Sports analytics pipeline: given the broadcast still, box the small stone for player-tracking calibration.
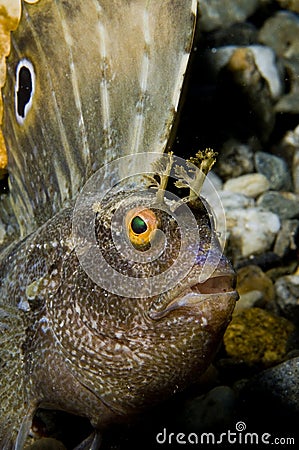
[274,219,299,257]
[233,291,263,313]
[223,307,295,367]
[235,265,275,313]
[259,11,299,58]
[223,173,270,198]
[266,261,299,282]
[259,11,299,114]
[177,386,236,432]
[275,58,299,114]
[275,275,299,324]
[254,151,292,191]
[216,139,254,180]
[219,191,255,211]
[257,191,299,220]
[226,208,280,259]
[241,357,299,419]
[237,250,283,268]
[198,0,259,32]
[277,0,299,13]
[0,220,5,244]
[219,46,277,141]
[207,45,282,99]
[281,124,299,193]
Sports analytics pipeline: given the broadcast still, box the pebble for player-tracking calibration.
[236,252,283,272]
[223,173,270,198]
[259,11,299,114]
[206,45,282,100]
[215,139,254,180]
[274,219,299,257]
[282,124,299,193]
[0,220,5,244]
[259,11,299,59]
[219,46,277,141]
[177,386,236,432]
[235,265,275,313]
[277,0,299,13]
[240,356,299,426]
[275,58,299,114]
[275,275,299,324]
[233,291,263,313]
[219,191,254,211]
[226,208,280,259]
[266,261,299,281]
[198,0,259,32]
[223,307,295,367]
[257,191,299,220]
[254,151,292,191]
[246,45,282,99]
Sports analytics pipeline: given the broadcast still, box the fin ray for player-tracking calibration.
[2,0,196,237]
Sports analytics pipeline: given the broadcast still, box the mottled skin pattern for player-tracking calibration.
[0,1,238,448]
[0,190,237,448]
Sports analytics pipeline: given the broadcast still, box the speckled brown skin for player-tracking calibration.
[0,191,237,448]
[0,1,238,448]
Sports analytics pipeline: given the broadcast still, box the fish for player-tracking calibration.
[0,1,238,449]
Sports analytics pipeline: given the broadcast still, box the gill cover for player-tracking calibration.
[2,0,197,237]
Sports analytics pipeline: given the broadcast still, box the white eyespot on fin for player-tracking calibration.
[15,58,35,125]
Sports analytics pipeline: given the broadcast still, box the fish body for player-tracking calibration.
[0,1,237,448]
[0,187,237,448]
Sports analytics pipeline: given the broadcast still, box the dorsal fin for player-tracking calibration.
[2,0,197,237]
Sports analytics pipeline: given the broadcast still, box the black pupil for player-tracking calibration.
[131,216,147,234]
[17,66,32,118]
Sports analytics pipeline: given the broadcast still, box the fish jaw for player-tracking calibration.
[148,272,238,320]
[148,242,238,320]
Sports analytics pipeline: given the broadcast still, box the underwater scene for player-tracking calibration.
[0,1,298,449]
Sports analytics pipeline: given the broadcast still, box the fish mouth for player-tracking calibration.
[148,273,238,320]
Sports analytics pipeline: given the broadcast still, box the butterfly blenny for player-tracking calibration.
[0,1,239,449]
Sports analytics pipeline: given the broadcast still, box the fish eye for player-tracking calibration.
[15,59,35,125]
[126,208,159,248]
[131,216,148,234]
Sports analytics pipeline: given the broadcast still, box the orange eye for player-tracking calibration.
[126,208,158,247]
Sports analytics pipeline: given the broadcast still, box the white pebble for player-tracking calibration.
[223,173,270,198]
[233,291,263,314]
[226,207,280,257]
[219,191,255,210]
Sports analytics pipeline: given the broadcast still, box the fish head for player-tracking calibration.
[64,183,238,416]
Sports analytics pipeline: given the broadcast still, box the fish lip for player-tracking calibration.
[148,272,238,320]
